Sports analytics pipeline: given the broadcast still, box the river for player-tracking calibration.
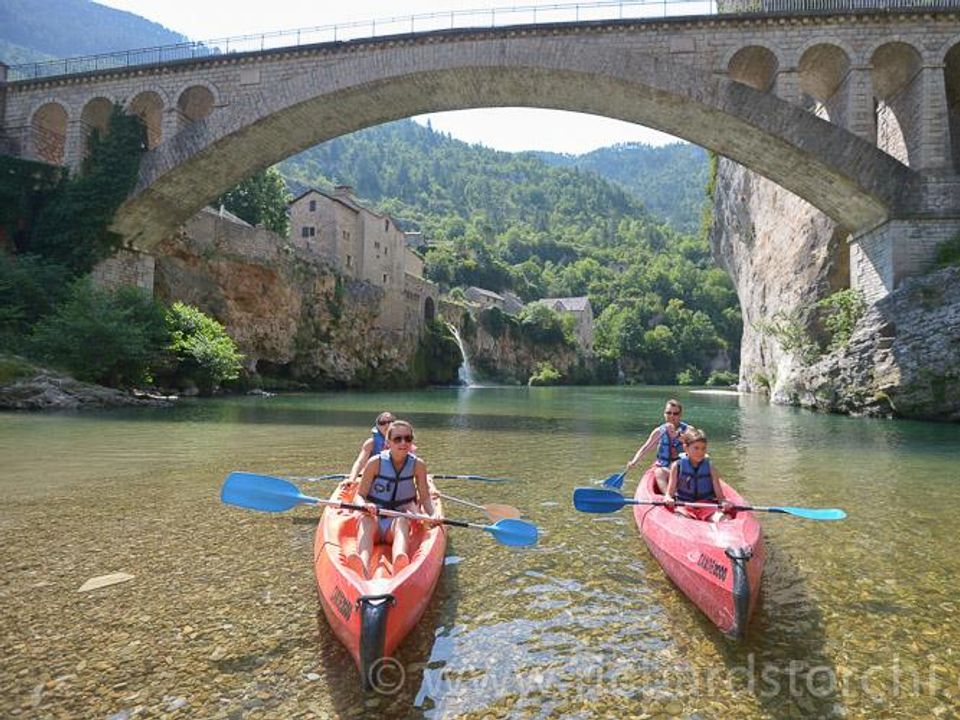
[1,387,958,719]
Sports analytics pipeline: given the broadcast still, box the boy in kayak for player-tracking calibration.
[625,398,688,492]
[346,411,395,485]
[663,427,733,522]
[351,420,439,578]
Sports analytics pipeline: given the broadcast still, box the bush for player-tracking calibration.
[676,367,703,386]
[30,279,167,387]
[816,289,865,352]
[706,370,738,386]
[528,361,562,386]
[0,253,71,352]
[165,302,243,395]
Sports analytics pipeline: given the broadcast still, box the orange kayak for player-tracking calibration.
[633,467,765,638]
[313,478,446,687]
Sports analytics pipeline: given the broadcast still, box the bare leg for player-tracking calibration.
[392,517,411,572]
[654,467,669,494]
[353,514,377,579]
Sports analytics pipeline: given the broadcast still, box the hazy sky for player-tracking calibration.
[94,0,683,154]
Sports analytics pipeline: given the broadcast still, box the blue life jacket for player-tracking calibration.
[368,450,418,509]
[370,427,386,455]
[656,422,688,466]
[675,453,716,502]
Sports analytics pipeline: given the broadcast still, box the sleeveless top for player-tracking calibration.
[367,450,417,509]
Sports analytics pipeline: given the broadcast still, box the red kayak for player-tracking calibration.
[313,478,446,687]
[633,467,765,638]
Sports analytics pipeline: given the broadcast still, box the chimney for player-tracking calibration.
[333,185,353,198]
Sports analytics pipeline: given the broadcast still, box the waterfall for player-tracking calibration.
[447,323,476,386]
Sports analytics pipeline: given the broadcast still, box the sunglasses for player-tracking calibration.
[664,410,680,416]
[390,434,413,443]
[377,419,394,426]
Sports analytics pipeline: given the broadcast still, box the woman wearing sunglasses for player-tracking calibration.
[625,399,689,493]
[346,411,395,485]
[351,420,438,578]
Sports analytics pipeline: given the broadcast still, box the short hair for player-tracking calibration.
[682,426,706,445]
[666,399,683,413]
[386,419,414,440]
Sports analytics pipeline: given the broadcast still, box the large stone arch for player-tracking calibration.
[176,83,217,126]
[80,96,113,158]
[127,88,167,150]
[112,41,916,250]
[726,45,779,92]
[945,40,960,173]
[798,44,851,123]
[29,101,68,165]
[871,41,923,167]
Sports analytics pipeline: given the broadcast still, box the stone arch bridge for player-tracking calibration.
[1,3,959,300]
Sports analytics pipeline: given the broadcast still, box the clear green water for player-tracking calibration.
[1,387,959,719]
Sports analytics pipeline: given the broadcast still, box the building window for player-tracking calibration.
[309,199,316,211]
[301,226,313,238]
[374,241,380,249]
[384,219,389,231]
[383,274,388,284]
[346,255,352,267]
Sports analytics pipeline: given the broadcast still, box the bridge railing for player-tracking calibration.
[6,0,960,82]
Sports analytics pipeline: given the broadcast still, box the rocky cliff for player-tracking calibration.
[441,302,587,385]
[710,159,960,421]
[153,209,417,388]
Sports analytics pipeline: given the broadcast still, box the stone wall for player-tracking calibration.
[90,247,154,292]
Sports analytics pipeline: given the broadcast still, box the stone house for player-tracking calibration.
[288,186,437,337]
[536,296,595,353]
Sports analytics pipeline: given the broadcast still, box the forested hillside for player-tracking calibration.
[0,0,187,65]
[281,120,738,384]
[536,143,710,234]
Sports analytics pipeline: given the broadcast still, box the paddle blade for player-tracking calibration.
[601,472,625,489]
[772,506,848,521]
[573,487,628,514]
[484,503,522,521]
[486,518,538,547]
[221,472,318,513]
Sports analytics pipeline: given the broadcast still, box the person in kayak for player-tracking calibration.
[351,420,439,578]
[663,427,733,522]
[625,398,688,492]
[346,411,396,485]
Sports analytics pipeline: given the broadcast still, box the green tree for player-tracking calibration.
[216,167,291,237]
[30,279,167,387]
[165,302,243,395]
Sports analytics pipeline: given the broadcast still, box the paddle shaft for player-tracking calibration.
[319,497,486,530]
[640,499,820,514]
[438,492,521,519]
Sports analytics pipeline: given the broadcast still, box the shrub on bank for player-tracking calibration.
[30,279,167,387]
[165,302,244,396]
[528,361,562,386]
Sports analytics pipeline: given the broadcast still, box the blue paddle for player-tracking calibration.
[573,487,847,521]
[221,472,538,546]
[601,467,628,489]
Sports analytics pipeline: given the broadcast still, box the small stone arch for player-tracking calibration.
[177,84,216,124]
[871,41,923,166]
[798,43,851,122]
[423,296,435,323]
[29,101,68,165]
[127,90,165,149]
[726,45,779,93]
[80,96,114,157]
[945,40,960,173]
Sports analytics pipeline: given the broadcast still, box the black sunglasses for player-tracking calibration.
[390,434,413,443]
